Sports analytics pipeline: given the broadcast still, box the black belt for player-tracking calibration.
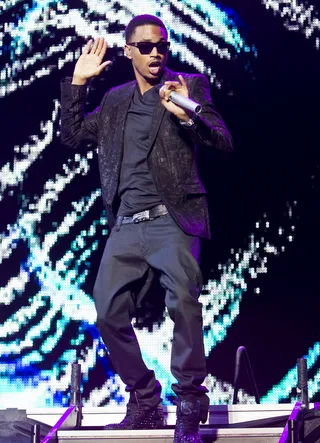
[115,204,168,226]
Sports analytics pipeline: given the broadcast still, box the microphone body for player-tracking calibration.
[157,85,202,115]
[168,91,202,115]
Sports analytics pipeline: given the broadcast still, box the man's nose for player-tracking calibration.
[150,45,159,56]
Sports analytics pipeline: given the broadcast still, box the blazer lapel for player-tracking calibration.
[147,68,178,152]
[147,101,166,151]
[114,81,136,157]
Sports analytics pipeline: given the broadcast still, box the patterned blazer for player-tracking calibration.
[60,67,233,238]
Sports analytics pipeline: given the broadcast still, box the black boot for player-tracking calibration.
[174,400,203,443]
[104,402,164,430]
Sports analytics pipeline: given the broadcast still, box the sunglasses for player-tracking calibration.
[127,41,170,55]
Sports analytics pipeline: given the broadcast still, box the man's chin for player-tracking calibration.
[146,69,164,82]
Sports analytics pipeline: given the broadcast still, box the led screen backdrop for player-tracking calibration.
[1,0,320,408]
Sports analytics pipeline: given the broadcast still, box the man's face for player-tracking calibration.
[125,25,169,84]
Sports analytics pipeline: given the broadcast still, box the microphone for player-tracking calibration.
[157,85,202,115]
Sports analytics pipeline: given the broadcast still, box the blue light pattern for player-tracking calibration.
[0,0,318,408]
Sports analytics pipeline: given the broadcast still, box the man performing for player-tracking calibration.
[61,14,232,443]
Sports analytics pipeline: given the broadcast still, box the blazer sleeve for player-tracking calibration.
[60,77,108,150]
[183,75,233,151]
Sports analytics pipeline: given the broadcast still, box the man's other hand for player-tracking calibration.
[72,37,112,85]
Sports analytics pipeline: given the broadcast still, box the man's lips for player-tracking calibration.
[148,60,161,75]
[149,60,161,67]
[149,66,161,75]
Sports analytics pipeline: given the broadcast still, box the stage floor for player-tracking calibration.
[57,427,283,442]
[25,403,294,442]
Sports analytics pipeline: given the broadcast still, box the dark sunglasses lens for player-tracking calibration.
[137,42,170,54]
[157,42,170,54]
[137,43,154,54]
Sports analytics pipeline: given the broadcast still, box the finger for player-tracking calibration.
[99,40,108,59]
[96,60,113,75]
[164,81,181,88]
[96,37,105,56]
[179,76,188,92]
[159,85,166,99]
[82,39,93,55]
[91,37,100,54]
[160,85,173,101]
[159,85,171,101]
[167,84,179,91]
[178,75,187,87]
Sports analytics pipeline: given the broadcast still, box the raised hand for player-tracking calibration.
[72,38,112,85]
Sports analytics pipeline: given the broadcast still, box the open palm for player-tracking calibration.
[73,38,111,83]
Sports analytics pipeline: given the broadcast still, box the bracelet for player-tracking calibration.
[179,117,195,127]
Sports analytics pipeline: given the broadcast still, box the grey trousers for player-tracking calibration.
[93,212,209,419]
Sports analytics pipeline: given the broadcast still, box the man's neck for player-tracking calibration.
[136,78,158,95]
[135,68,166,95]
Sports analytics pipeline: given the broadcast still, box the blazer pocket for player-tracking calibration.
[184,182,206,195]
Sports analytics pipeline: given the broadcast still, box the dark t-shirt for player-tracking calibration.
[117,85,162,216]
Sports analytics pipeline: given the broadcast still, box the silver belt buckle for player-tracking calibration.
[132,210,150,223]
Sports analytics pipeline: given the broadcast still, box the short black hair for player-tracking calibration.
[125,14,168,43]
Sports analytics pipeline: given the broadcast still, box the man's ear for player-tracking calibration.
[124,45,132,59]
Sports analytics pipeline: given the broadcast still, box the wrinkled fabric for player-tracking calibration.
[93,214,208,407]
[60,68,233,239]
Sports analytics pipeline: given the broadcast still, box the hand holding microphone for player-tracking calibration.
[159,75,202,121]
